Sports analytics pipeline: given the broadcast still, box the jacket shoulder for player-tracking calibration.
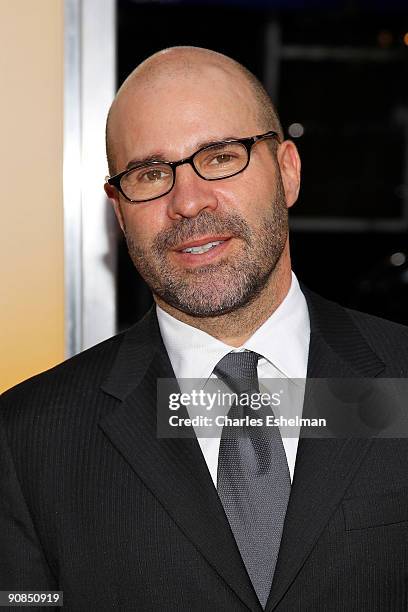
[302,285,408,376]
[304,285,408,337]
[345,304,408,337]
[345,305,408,364]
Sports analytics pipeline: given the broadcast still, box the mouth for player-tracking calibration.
[175,235,232,253]
[181,239,226,254]
[172,235,233,264]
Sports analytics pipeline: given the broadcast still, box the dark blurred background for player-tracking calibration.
[115,0,408,330]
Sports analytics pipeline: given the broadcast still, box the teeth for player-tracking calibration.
[182,240,224,254]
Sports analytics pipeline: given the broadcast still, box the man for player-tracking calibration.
[1,46,408,611]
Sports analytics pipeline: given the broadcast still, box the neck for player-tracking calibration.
[155,251,292,347]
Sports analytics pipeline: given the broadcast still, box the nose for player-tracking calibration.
[166,162,219,220]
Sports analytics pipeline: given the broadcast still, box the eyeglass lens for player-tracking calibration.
[120,141,248,201]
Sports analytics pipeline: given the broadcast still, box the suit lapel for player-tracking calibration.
[99,309,262,612]
[266,289,385,610]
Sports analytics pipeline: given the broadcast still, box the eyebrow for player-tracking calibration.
[125,135,242,170]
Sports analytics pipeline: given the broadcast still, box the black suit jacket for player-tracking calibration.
[1,288,408,611]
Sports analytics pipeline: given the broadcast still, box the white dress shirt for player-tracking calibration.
[157,271,310,485]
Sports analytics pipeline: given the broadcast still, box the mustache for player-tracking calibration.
[152,211,252,252]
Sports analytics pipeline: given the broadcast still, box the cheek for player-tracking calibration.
[122,205,167,245]
[216,173,275,220]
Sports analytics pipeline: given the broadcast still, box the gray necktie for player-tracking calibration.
[215,351,291,609]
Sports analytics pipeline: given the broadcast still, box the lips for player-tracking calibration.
[181,240,224,254]
[174,235,233,252]
[171,235,233,265]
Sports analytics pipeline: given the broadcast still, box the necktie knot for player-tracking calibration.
[213,351,260,396]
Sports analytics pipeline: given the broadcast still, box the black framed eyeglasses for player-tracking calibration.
[105,130,280,203]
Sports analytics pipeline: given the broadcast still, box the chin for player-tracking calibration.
[159,279,269,318]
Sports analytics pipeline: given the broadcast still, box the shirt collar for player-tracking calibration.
[156,271,310,382]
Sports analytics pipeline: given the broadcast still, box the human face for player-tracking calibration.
[106,68,297,317]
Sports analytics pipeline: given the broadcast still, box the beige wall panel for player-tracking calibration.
[0,0,64,392]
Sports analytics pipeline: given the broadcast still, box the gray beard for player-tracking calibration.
[124,176,288,318]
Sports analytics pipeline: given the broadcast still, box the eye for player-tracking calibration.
[199,144,244,169]
[140,169,167,182]
[210,153,234,165]
[130,165,172,184]
[206,151,238,166]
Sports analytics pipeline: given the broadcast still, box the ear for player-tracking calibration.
[276,140,301,208]
[104,183,125,233]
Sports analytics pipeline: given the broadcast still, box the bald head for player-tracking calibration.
[106,46,284,175]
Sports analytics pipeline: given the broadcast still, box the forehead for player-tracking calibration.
[111,66,260,164]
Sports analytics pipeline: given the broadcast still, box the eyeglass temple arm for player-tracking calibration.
[253,131,281,144]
